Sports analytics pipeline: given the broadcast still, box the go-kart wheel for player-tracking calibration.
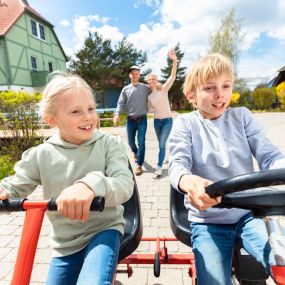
[154,252,160,277]
[239,280,267,285]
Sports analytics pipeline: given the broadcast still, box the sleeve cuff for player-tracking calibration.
[76,172,108,197]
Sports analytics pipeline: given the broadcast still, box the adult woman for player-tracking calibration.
[147,50,177,176]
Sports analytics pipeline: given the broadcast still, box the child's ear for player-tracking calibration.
[185,91,196,104]
[44,115,56,127]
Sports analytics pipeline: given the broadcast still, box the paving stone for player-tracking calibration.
[0,113,284,284]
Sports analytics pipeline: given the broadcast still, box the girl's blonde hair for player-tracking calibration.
[183,53,234,96]
[146,73,158,81]
[40,71,94,121]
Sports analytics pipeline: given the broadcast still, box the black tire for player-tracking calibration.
[153,252,160,277]
[239,280,267,285]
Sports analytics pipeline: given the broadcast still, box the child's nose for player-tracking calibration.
[214,88,224,98]
[82,111,91,120]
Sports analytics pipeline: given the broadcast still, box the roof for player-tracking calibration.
[0,0,67,61]
[0,0,52,36]
[277,66,285,73]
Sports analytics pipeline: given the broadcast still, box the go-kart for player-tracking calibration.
[1,168,285,284]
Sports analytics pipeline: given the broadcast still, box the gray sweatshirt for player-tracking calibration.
[169,107,285,224]
[115,82,151,116]
[0,130,134,256]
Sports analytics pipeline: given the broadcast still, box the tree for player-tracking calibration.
[209,9,243,77]
[112,37,148,84]
[160,43,187,110]
[72,32,113,92]
[71,33,148,95]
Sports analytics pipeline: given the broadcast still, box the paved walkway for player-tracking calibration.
[0,112,285,284]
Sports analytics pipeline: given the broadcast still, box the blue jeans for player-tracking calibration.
[126,116,147,166]
[191,213,273,285]
[154,118,173,167]
[46,229,121,285]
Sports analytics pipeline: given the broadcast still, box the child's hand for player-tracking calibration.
[56,182,95,222]
[179,174,221,211]
[0,189,9,200]
[168,49,177,62]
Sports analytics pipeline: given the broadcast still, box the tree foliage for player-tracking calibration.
[71,32,148,93]
[209,9,243,77]
[160,43,187,110]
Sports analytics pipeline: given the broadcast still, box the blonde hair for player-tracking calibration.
[40,71,94,121]
[183,53,234,96]
[146,73,158,81]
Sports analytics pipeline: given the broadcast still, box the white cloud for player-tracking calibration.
[135,0,161,8]
[65,0,285,88]
[87,15,110,24]
[60,19,70,28]
[71,15,123,52]
[93,25,124,44]
[127,0,285,86]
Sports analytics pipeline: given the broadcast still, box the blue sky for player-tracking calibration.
[28,0,285,89]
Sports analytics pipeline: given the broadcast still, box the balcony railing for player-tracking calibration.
[30,71,50,87]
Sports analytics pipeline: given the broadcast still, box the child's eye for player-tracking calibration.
[204,86,214,91]
[89,107,95,112]
[71,110,79,114]
[223,84,231,89]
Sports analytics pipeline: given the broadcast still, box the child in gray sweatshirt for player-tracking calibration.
[169,53,285,284]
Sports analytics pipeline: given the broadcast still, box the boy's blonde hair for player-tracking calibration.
[183,53,234,96]
[41,71,94,121]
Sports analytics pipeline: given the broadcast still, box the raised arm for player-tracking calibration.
[162,50,177,91]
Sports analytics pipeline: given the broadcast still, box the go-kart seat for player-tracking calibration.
[118,163,143,261]
[169,185,268,283]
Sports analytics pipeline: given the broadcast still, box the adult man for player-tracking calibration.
[114,65,151,175]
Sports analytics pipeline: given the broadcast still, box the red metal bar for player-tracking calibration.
[120,253,195,265]
[141,237,177,241]
[272,266,285,285]
[11,201,48,285]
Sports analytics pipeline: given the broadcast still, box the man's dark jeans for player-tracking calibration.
[126,115,147,166]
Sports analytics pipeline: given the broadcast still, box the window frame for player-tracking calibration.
[31,19,46,41]
[48,61,53,73]
[39,24,46,40]
[31,19,38,37]
[31,56,38,71]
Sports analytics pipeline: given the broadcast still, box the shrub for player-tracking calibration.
[252,87,276,110]
[238,89,253,109]
[230,92,240,106]
[0,90,43,164]
[0,155,14,180]
[276,82,285,109]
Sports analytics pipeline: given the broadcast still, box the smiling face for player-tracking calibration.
[129,69,140,84]
[146,74,158,90]
[193,73,233,120]
[46,86,97,145]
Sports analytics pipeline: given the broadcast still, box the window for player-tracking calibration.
[39,24,45,40]
[31,19,46,41]
[31,56,38,70]
[48,62,53,73]
[31,20,38,37]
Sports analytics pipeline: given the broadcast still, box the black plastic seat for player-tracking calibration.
[118,163,143,261]
[170,185,192,247]
[169,185,268,283]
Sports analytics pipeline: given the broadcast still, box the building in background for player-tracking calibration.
[0,0,67,92]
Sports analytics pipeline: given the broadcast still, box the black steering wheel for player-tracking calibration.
[205,168,285,217]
